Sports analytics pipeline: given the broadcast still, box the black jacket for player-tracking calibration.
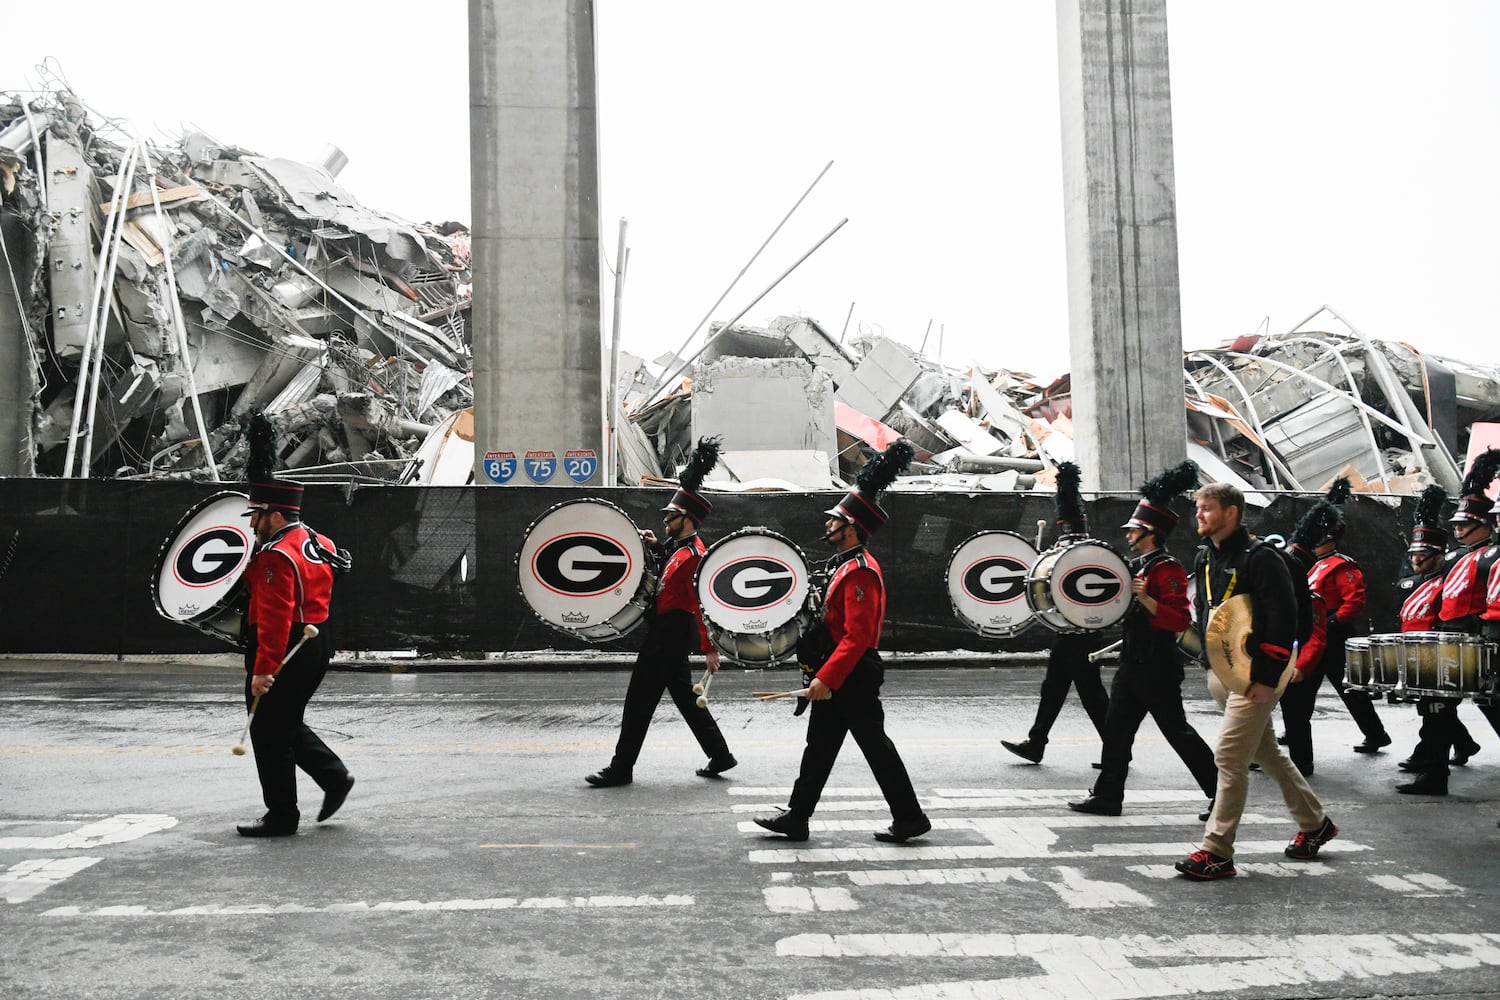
[1193,525,1298,689]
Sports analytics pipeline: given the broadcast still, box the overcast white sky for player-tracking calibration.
[6,1,1497,381]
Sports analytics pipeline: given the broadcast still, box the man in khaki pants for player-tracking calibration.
[1175,483,1340,879]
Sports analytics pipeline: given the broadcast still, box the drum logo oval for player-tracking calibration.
[174,527,250,587]
[533,534,632,597]
[712,557,796,611]
[1060,565,1125,606]
[962,557,1029,603]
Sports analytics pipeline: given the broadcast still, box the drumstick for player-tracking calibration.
[1088,639,1124,663]
[231,624,319,756]
[1035,519,1047,550]
[695,670,714,708]
[752,688,810,701]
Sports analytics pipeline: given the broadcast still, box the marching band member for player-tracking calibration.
[236,410,354,838]
[1399,450,1500,796]
[1274,502,1339,777]
[755,441,932,844]
[1000,462,1110,765]
[1304,479,1391,754]
[1175,483,1339,879]
[587,437,737,787]
[1069,461,1217,817]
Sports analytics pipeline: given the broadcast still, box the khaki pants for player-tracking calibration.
[1202,672,1325,859]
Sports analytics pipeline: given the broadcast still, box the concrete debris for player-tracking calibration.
[0,88,471,480]
[626,306,1500,499]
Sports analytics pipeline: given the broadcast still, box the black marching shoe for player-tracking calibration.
[1001,739,1044,764]
[874,815,933,843]
[1198,799,1215,822]
[317,773,355,822]
[585,765,633,787]
[1397,755,1430,772]
[237,812,299,838]
[696,754,738,778]
[1276,732,1289,746]
[1396,772,1448,796]
[1068,796,1122,817]
[1451,741,1481,767]
[754,809,810,842]
[1353,733,1393,754]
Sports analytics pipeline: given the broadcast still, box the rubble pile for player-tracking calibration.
[621,309,1500,499]
[0,88,472,481]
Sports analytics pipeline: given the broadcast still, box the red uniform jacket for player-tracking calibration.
[1308,552,1365,627]
[1400,574,1446,632]
[1139,556,1191,634]
[654,534,712,653]
[816,548,884,691]
[246,523,336,676]
[1300,591,1328,672]
[1440,543,1499,622]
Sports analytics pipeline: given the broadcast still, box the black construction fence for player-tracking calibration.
[0,479,1417,657]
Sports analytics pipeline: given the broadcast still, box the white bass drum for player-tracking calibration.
[696,527,813,665]
[946,530,1038,638]
[1025,537,1132,632]
[517,499,656,641]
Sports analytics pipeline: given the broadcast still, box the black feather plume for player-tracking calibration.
[1413,484,1448,529]
[678,436,722,494]
[1324,476,1352,506]
[1055,460,1086,528]
[1290,500,1339,552]
[1460,448,1500,498]
[246,409,278,484]
[1139,460,1199,505]
[855,439,914,496]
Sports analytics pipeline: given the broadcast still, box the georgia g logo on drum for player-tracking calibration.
[1060,564,1126,605]
[532,533,633,597]
[174,527,251,588]
[709,556,797,611]
[961,556,1029,604]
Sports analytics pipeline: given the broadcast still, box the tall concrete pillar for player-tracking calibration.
[1056,0,1185,493]
[468,0,603,488]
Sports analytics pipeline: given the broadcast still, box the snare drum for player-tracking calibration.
[946,530,1038,638]
[1025,538,1132,633]
[1344,636,1373,692]
[517,499,656,641]
[696,527,813,665]
[152,492,255,647]
[1398,631,1451,696]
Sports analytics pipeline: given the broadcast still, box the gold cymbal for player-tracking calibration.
[1205,593,1295,697]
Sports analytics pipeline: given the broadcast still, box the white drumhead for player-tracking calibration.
[1035,539,1132,630]
[947,531,1037,636]
[518,500,647,631]
[155,493,255,622]
[697,529,810,635]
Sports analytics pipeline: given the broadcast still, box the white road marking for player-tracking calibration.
[1130,861,1339,879]
[763,886,857,913]
[737,813,1281,836]
[833,867,1038,888]
[0,814,177,849]
[43,894,695,917]
[1046,866,1151,909]
[777,932,1500,999]
[1,858,103,904]
[1370,871,1463,895]
[731,792,1207,813]
[748,839,1370,864]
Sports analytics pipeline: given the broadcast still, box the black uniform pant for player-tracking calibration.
[1091,659,1218,804]
[787,652,923,823]
[1026,632,1110,744]
[610,614,730,771]
[1280,625,1388,768]
[244,624,346,819]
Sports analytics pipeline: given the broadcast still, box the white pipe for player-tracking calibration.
[64,142,137,477]
[137,136,219,481]
[81,149,139,474]
[643,159,834,401]
[607,219,628,487]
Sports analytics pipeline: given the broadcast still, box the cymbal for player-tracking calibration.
[1205,594,1295,697]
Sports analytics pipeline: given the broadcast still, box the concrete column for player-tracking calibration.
[1056,0,1185,493]
[468,0,603,488]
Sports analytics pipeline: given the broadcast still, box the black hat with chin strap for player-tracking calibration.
[1122,460,1198,536]
[242,409,303,515]
[825,440,914,538]
[661,436,722,526]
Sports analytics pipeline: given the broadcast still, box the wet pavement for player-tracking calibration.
[2,657,1498,999]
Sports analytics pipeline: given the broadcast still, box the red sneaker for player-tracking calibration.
[1175,849,1236,879]
[1284,816,1338,859]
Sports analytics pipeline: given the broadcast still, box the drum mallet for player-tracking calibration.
[695,670,714,708]
[231,624,319,756]
[752,688,810,701]
[1088,638,1124,663]
[1035,519,1047,550]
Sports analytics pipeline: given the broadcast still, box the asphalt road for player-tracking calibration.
[2,657,1498,1000]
